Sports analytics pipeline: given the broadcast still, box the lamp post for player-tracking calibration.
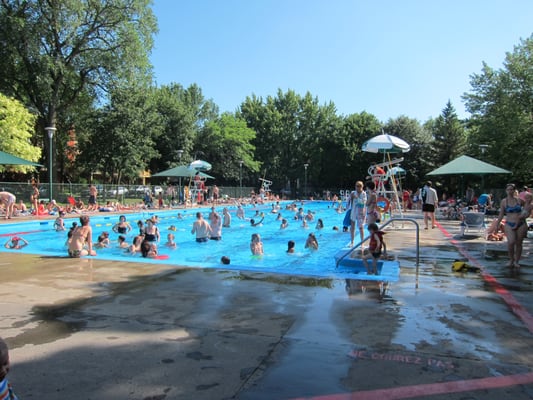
[45,127,56,202]
[478,144,488,191]
[304,163,309,199]
[239,160,243,199]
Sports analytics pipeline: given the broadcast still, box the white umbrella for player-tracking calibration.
[362,134,410,154]
[189,160,212,171]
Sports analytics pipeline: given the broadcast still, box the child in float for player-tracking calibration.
[250,233,264,255]
[4,236,28,250]
[362,223,387,275]
[0,337,19,400]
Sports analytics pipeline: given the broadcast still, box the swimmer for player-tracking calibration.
[4,236,28,249]
[250,233,264,255]
[165,233,177,249]
[287,240,295,254]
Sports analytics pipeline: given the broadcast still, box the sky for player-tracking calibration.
[150,1,533,123]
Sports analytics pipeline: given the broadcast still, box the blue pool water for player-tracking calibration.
[0,201,399,280]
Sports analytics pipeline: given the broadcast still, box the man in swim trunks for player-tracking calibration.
[191,212,211,242]
[68,215,96,257]
[88,184,97,211]
[0,191,16,220]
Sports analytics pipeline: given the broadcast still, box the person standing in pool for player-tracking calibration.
[222,207,231,228]
[250,233,263,255]
[496,183,527,269]
[112,215,132,234]
[209,211,223,240]
[191,212,211,242]
[68,215,96,257]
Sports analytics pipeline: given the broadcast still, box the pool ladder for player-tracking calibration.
[335,218,421,289]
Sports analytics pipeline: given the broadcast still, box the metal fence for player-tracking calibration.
[0,182,261,204]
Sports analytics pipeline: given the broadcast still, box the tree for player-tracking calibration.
[427,101,467,170]
[0,93,40,174]
[0,0,157,180]
[463,35,533,185]
[153,83,219,171]
[338,112,382,187]
[196,113,260,183]
[78,84,162,185]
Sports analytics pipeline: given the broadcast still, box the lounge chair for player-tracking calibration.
[461,212,486,236]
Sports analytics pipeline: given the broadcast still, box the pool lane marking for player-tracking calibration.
[438,222,533,334]
[290,372,533,400]
[0,229,48,237]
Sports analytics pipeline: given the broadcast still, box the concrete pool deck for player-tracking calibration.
[1,210,533,399]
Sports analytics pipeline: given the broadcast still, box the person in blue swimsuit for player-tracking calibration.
[496,183,527,269]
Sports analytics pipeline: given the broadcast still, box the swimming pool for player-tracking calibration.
[0,201,399,280]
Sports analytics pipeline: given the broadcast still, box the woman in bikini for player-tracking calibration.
[496,183,527,269]
[68,215,96,257]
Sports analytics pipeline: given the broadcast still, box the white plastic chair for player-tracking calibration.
[461,212,486,236]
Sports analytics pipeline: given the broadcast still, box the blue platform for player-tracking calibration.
[334,250,401,282]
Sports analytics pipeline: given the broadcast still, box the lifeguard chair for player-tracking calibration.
[367,157,404,217]
[259,178,272,194]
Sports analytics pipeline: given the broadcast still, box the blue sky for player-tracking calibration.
[150,1,533,122]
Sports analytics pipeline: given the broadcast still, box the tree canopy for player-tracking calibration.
[0,93,40,174]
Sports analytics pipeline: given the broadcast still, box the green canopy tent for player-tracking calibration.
[427,155,511,196]
[151,165,214,179]
[0,150,42,167]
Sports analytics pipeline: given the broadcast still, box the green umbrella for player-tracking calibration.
[0,150,42,167]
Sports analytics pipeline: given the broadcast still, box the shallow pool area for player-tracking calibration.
[0,201,400,280]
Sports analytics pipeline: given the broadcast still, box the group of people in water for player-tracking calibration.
[2,181,531,272]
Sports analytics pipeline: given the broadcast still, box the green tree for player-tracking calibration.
[196,113,260,183]
[153,83,219,171]
[78,84,162,185]
[463,35,533,185]
[0,93,40,174]
[0,0,157,180]
[427,101,467,170]
[338,112,382,187]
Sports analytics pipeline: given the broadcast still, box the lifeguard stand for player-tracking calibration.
[188,174,206,205]
[259,178,272,194]
[367,157,404,217]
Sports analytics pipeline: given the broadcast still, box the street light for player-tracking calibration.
[45,126,56,202]
[304,163,309,199]
[479,144,488,155]
[177,149,184,204]
[239,160,243,199]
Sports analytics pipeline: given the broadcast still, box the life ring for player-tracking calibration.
[376,197,390,213]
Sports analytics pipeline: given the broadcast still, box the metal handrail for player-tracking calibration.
[335,218,421,288]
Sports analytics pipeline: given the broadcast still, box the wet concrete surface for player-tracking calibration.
[1,211,533,399]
